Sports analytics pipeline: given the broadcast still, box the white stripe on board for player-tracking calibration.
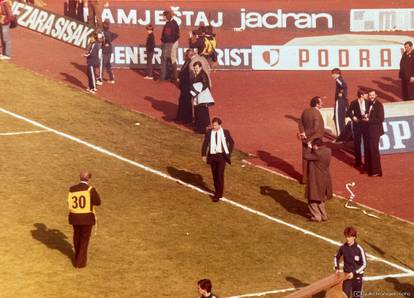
[0,107,413,275]
[0,130,50,136]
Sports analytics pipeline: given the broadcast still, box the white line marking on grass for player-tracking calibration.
[0,130,50,136]
[227,287,297,298]
[1,107,413,276]
[364,272,414,281]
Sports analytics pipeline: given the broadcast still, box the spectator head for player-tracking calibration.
[205,25,215,37]
[193,61,203,75]
[197,279,212,296]
[97,32,104,42]
[80,171,92,182]
[368,89,377,101]
[331,68,341,79]
[310,96,322,108]
[344,226,357,245]
[185,48,194,60]
[198,25,206,36]
[404,41,413,52]
[102,20,110,30]
[163,10,173,21]
[357,89,368,99]
[146,24,154,33]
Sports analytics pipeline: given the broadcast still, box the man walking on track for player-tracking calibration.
[298,96,325,184]
[202,118,234,202]
[68,171,101,268]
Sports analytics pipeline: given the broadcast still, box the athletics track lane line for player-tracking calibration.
[1,107,413,277]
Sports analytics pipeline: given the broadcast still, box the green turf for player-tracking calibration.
[0,61,413,297]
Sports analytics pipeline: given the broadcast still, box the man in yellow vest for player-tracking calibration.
[68,171,101,268]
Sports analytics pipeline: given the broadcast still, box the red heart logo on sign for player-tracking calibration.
[262,49,280,67]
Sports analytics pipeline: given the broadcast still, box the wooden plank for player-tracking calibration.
[284,273,349,298]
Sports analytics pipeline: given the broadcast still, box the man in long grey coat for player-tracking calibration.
[303,138,333,222]
[298,96,325,184]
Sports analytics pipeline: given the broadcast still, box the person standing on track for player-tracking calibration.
[303,138,332,222]
[331,68,348,142]
[346,89,369,169]
[201,118,234,202]
[97,20,115,85]
[298,96,325,184]
[362,90,384,177]
[84,32,102,94]
[399,41,414,101]
[144,24,155,80]
[68,171,101,268]
[0,0,14,60]
[334,226,367,298]
[160,9,179,82]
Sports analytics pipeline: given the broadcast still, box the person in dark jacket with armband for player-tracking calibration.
[334,227,367,298]
[84,32,102,94]
[201,118,234,202]
[160,9,179,81]
[68,171,101,268]
[97,21,116,85]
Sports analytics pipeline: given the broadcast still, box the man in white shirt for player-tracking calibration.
[201,118,234,202]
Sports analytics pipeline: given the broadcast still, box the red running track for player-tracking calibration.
[6,5,414,223]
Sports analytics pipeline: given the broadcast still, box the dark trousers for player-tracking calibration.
[343,274,363,298]
[301,144,311,184]
[87,65,97,90]
[73,225,92,268]
[146,51,154,77]
[210,154,226,198]
[160,42,172,81]
[194,104,210,134]
[99,54,114,81]
[352,125,367,166]
[401,79,414,100]
[365,133,382,176]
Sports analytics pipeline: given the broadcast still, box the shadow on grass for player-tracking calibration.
[256,150,302,181]
[385,278,414,293]
[166,166,213,194]
[260,186,309,218]
[364,240,386,256]
[31,223,73,259]
[60,72,86,89]
[144,96,178,121]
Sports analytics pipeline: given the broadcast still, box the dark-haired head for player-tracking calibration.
[212,117,222,125]
[357,89,368,98]
[331,68,341,75]
[310,96,321,108]
[404,41,413,47]
[344,226,357,237]
[198,279,212,293]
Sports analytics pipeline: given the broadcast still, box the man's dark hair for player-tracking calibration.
[193,61,202,68]
[312,138,323,147]
[357,89,368,98]
[331,68,341,75]
[212,117,222,125]
[198,279,212,292]
[404,41,413,47]
[368,89,376,94]
[310,96,321,107]
[344,226,357,237]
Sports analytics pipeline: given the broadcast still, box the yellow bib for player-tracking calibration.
[68,186,93,214]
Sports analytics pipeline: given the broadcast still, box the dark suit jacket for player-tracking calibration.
[399,51,414,80]
[368,99,385,137]
[202,129,235,164]
[303,146,333,201]
[298,107,325,142]
[346,98,369,130]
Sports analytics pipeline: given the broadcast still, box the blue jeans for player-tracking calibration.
[0,24,11,57]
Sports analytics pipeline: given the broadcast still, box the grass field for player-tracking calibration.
[0,61,413,297]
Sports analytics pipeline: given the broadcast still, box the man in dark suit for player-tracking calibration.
[363,90,385,177]
[298,96,325,184]
[399,41,414,101]
[346,89,369,168]
[202,118,234,202]
[303,138,333,222]
[68,171,101,268]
